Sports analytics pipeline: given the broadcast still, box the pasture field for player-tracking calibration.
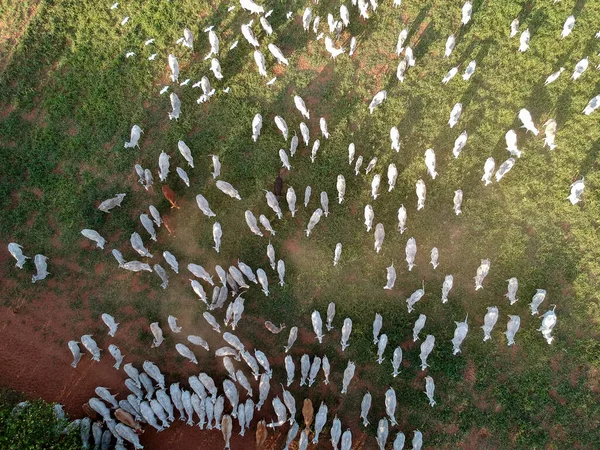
[1,0,600,448]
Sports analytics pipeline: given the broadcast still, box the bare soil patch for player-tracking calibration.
[0,3,41,73]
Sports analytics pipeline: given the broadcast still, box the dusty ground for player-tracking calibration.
[0,250,282,449]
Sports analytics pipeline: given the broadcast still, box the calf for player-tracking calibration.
[162,185,180,209]
[302,399,314,431]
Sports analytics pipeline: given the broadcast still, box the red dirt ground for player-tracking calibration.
[1,245,235,449]
[0,245,319,449]
[0,3,41,73]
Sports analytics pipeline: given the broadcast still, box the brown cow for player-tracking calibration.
[302,398,314,431]
[273,175,283,197]
[256,419,268,449]
[115,408,143,433]
[161,185,180,209]
[221,414,232,449]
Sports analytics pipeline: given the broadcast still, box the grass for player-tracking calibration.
[1,0,600,448]
[0,389,79,449]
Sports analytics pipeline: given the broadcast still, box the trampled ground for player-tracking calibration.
[1,0,600,448]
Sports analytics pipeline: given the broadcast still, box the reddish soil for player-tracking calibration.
[103,135,118,150]
[414,21,430,44]
[464,359,476,385]
[585,367,600,393]
[283,237,301,255]
[52,161,65,174]
[25,210,38,227]
[459,427,493,450]
[21,107,47,127]
[272,65,285,77]
[368,63,389,91]
[0,103,15,119]
[349,203,358,217]
[0,244,217,449]
[29,186,44,198]
[297,55,312,71]
[0,3,41,73]
[0,251,124,411]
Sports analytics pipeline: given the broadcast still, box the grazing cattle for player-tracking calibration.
[413,314,426,342]
[412,430,423,450]
[256,420,267,448]
[505,315,521,346]
[341,318,352,351]
[101,313,119,337]
[518,108,538,135]
[322,356,331,384]
[302,399,314,430]
[442,275,454,303]
[420,335,435,370]
[108,344,124,369]
[519,29,530,52]
[286,187,296,216]
[539,308,557,344]
[452,315,469,355]
[474,259,491,290]
[360,392,371,426]
[572,57,588,80]
[313,402,328,444]
[81,335,101,361]
[161,185,179,209]
[221,415,232,449]
[265,321,285,334]
[568,178,585,204]
[285,327,298,353]
[8,242,28,269]
[529,289,547,315]
[505,277,519,304]
[115,423,143,449]
[385,388,398,425]
[431,247,440,268]
[306,209,323,237]
[369,90,386,114]
[115,408,142,432]
[510,18,519,37]
[445,35,455,57]
[274,175,283,196]
[31,254,49,283]
[377,418,389,450]
[482,306,499,341]
[68,341,81,368]
[392,347,403,377]
[341,361,355,394]
[376,334,388,363]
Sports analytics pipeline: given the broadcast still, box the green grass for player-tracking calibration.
[1,0,600,448]
[0,389,79,449]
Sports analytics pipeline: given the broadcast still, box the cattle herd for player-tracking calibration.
[7,0,597,448]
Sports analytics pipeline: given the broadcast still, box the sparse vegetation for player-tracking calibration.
[0,390,79,450]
